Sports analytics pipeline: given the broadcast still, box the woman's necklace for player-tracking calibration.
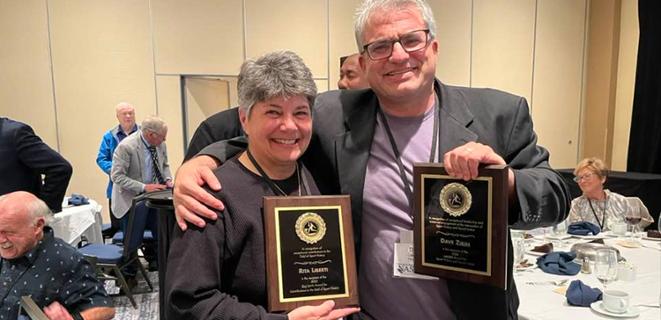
[245,149,303,196]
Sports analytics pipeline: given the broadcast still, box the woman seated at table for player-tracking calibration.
[568,157,653,230]
[165,51,358,320]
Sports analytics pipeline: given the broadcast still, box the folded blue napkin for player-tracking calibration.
[566,280,602,307]
[536,251,580,275]
[567,221,601,236]
[68,193,89,206]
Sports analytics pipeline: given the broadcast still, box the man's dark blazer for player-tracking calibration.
[198,80,571,319]
[0,118,72,212]
[183,108,242,162]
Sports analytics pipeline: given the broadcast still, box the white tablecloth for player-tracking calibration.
[515,234,661,319]
[50,199,104,245]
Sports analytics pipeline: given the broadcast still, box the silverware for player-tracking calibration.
[636,303,660,308]
[525,279,569,286]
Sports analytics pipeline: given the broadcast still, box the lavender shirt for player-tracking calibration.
[359,104,455,320]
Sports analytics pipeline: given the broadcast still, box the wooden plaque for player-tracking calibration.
[263,195,359,312]
[413,164,509,289]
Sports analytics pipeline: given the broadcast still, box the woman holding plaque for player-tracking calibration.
[165,51,359,320]
[568,157,653,230]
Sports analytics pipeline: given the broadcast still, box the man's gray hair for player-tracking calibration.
[0,192,53,226]
[238,51,317,115]
[141,116,167,134]
[25,195,53,226]
[354,0,437,51]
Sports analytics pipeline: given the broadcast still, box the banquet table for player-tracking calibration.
[50,198,104,245]
[515,233,661,319]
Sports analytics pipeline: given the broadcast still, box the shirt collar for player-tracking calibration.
[140,130,153,148]
[117,124,138,136]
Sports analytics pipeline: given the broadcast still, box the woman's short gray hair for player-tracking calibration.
[141,116,167,134]
[354,0,437,51]
[238,51,317,115]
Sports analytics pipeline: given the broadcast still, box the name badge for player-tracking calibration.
[393,230,438,280]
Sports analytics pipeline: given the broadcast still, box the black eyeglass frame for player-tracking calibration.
[361,29,431,61]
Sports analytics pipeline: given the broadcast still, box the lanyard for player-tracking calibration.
[587,197,607,229]
[377,93,441,214]
[245,149,310,196]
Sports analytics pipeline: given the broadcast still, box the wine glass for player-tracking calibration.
[551,220,568,248]
[594,248,618,290]
[624,205,641,243]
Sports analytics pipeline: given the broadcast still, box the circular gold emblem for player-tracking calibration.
[295,212,327,244]
[439,182,472,217]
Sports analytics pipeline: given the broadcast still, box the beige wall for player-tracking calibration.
[0,0,58,147]
[611,0,639,170]
[0,0,639,222]
[582,0,621,165]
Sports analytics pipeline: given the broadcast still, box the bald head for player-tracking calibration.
[0,191,51,259]
[115,102,136,133]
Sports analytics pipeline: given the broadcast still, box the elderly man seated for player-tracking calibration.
[0,191,115,320]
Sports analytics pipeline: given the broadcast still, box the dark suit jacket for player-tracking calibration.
[0,118,72,212]
[184,108,242,162]
[198,80,571,319]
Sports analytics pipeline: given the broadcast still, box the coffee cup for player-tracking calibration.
[611,222,627,236]
[602,290,630,313]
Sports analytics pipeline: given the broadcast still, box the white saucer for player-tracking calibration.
[546,233,572,240]
[602,231,620,238]
[572,233,605,240]
[590,302,640,318]
[526,250,547,257]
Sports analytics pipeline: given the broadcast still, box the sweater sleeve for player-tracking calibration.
[165,209,286,320]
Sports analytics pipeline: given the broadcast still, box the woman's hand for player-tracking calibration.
[287,300,360,320]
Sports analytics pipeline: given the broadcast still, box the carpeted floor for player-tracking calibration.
[111,270,159,319]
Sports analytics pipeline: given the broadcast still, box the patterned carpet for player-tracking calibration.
[111,271,159,319]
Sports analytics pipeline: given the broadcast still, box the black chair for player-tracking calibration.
[78,194,154,308]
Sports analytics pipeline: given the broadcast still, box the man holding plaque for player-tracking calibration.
[165,51,359,320]
[172,0,571,319]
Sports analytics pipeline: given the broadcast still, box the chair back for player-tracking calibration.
[625,196,649,217]
[123,193,150,258]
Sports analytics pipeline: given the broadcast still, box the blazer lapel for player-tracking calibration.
[336,92,379,217]
[437,82,478,156]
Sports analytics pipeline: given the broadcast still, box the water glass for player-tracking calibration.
[594,248,618,290]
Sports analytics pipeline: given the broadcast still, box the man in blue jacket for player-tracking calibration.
[96,102,138,237]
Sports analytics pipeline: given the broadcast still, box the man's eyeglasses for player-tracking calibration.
[362,29,430,61]
[573,172,595,183]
